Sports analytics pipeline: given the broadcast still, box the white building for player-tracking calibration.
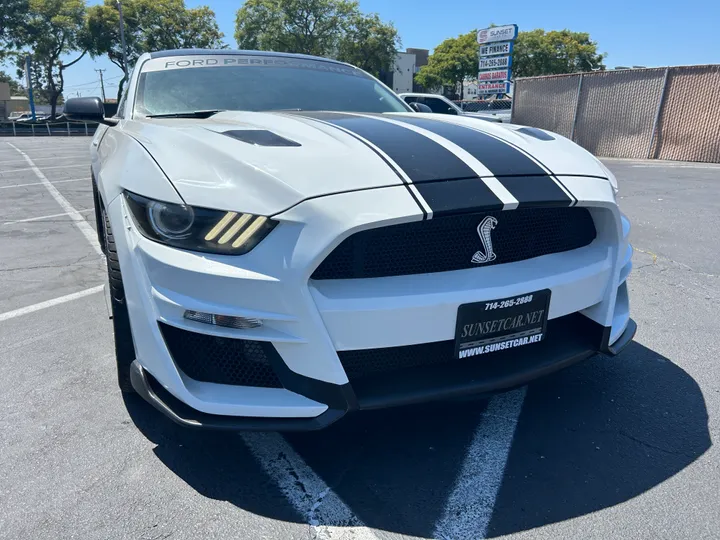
[380,49,430,94]
[390,52,416,94]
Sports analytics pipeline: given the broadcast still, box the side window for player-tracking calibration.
[403,96,420,104]
[426,98,454,114]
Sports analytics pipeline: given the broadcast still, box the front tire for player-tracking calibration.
[103,210,136,393]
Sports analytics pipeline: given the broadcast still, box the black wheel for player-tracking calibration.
[104,209,136,393]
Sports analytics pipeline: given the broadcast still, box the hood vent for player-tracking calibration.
[222,129,301,147]
[516,127,555,141]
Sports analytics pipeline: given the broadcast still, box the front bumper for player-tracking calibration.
[130,317,636,430]
[110,177,635,431]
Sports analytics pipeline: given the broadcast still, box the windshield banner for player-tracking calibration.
[140,55,362,77]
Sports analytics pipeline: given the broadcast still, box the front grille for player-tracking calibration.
[312,207,596,280]
[159,322,283,388]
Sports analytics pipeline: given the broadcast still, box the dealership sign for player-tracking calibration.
[477,25,518,44]
[479,42,513,56]
[479,56,511,70]
[477,24,517,96]
[476,82,511,94]
[478,69,511,82]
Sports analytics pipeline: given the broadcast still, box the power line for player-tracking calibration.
[65,76,122,90]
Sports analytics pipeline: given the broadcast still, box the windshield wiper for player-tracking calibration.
[145,109,225,119]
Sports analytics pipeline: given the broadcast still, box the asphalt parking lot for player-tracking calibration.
[1,136,718,540]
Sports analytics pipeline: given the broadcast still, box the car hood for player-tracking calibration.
[122,111,609,216]
[462,111,503,120]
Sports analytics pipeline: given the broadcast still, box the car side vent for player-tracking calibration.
[222,129,301,147]
[516,127,555,141]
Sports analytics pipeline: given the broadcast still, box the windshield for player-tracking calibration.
[134,54,410,117]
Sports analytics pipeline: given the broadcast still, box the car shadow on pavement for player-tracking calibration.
[124,341,710,539]
[485,341,711,537]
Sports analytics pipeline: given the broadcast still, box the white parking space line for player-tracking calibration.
[6,142,103,256]
[241,432,380,540]
[434,388,526,540]
[0,177,87,190]
[3,208,93,225]
[0,163,87,175]
[0,285,104,323]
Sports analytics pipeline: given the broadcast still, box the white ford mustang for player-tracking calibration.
[65,49,635,430]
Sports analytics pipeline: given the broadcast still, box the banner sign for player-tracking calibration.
[477,25,518,44]
[478,69,511,82]
[479,42,513,56]
[479,55,511,70]
[476,82,511,94]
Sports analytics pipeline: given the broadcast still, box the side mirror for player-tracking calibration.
[409,102,432,113]
[64,97,118,126]
[447,107,459,115]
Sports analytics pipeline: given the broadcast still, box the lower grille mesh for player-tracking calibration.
[337,314,603,385]
[159,322,283,388]
[339,340,457,382]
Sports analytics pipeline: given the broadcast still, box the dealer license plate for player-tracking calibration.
[455,290,551,359]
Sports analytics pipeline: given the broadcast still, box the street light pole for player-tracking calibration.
[117,0,129,78]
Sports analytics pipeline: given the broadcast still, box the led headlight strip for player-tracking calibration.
[205,211,269,248]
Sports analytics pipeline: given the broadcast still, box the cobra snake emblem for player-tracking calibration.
[471,216,498,264]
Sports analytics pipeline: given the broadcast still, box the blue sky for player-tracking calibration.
[7,0,720,99]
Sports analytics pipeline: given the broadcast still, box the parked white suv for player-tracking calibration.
[400,93,504,122]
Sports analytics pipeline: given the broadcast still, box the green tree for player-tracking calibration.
[512,29,605,78]
[87,0,225,100]
[415,30,477,98]
[0,71,25,95]
[11,0,88,118]
[336,13,400,76]
[0,0,29,45]
[234,0,358,57]
[21,61,64,105]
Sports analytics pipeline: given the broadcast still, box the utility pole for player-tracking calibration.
[117,1,129,78]
[95,69,106,101]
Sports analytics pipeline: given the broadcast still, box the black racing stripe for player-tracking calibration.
[295,112,477,183]
[391,116,545,176]
[288,112,427,218]
[495,176,574,208]
[389,116,573,207]
[412,178,503,217]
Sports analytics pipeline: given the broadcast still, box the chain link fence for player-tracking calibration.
[456,100,513,113]
[0,121,98,137]
[512,65,720,163]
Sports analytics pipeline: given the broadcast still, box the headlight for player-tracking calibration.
[124,192,277,255]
